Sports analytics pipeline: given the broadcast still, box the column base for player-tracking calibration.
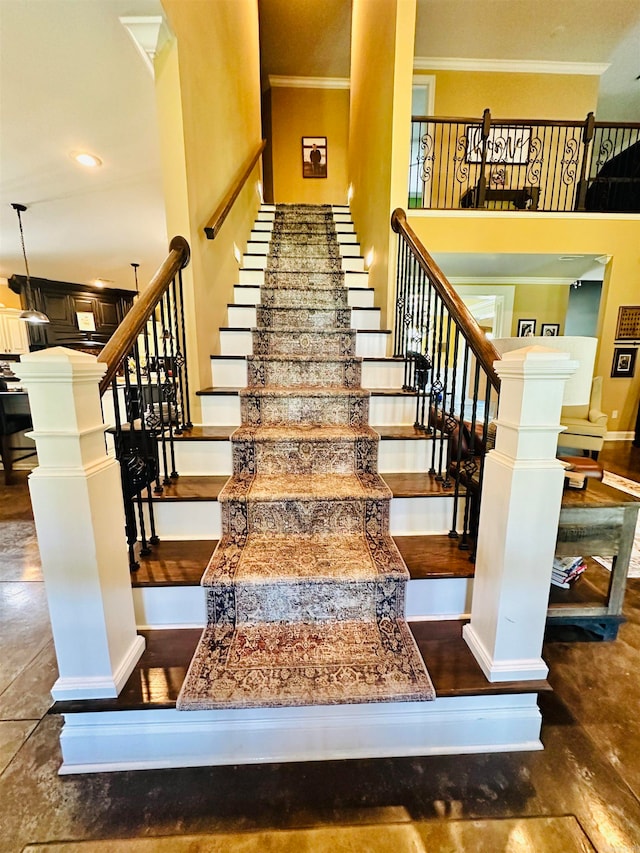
[463,624,549,683]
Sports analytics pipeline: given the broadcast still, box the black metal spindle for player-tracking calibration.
[150,308,171,486]
[159,295,178,480]
[177,269,193,429]
[449,340,470,539]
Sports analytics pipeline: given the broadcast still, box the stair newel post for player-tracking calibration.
[19,347,145,700]
[575,111,595,211]
[463,346,578,682]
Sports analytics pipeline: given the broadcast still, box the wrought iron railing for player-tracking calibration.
[408,110,640,213]
[98,237,191,570]
[392,208,501,554]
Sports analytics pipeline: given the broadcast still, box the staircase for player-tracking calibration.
[50,203,546,773]
[176,204,435,711]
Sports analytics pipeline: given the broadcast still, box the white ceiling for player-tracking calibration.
[0,0,637,295]
[433,252,606,283]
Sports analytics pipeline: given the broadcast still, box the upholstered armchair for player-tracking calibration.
[557,376,608,459]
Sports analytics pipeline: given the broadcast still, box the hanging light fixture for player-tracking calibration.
[11,203,50,324]
[131,261,140,296]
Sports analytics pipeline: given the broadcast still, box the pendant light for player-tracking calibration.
[11,203,50,324]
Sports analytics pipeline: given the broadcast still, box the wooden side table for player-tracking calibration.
[548,479,639,639]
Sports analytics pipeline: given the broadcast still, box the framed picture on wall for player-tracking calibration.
[541,323,560,337]
[517,319,536,337]
[302,137,327,179]
[611,347,637,378]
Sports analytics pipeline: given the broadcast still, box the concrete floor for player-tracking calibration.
[1,442,640,852]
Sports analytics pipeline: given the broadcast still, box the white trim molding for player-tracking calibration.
[413,57,610,76]
[119,16,170,76]
[267,75,350,90]
[606,431,636,441]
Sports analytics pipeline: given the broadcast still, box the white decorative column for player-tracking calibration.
[463,346,577,682]
[19,347,145,700]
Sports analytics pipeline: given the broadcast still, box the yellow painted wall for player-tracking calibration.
[158,1,262,410]
[511,283,570,336]
[413,70,599,119]
[270,86,349,204]
[0,280,20,309]
[407,212,640,432]
[349,0,416,333]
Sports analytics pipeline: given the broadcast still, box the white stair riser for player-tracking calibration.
[219,329,388,358]
[238,270,369,287]
[249,231,271,243]
[362,361,404,388]
[200,395,241,426]
[173,441,232,475]
[390,496,458,535]
[246,242,270,255]
[211,358,247,387]
[242,256,365,273]
[133,586,206,629]
[132,575,473,630]
[370,395,418,426]
[406,577,473,620]
[150,494,453,540]
[146,502,221,539]
[172,435,433,476]
[58,695,542,773]
[337,233,359,245]
[199,394,420,428]
[256,212,275,222]
[234,285,261,304]
[233,285,374,309]
[333,214,353,223]
[348,289,375,308]
[252,221,273,232]
[227,305,379,331]
[335,223,355,233]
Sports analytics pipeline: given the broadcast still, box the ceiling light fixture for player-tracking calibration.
[131,263,140,296]
[11,203,50,325]
[74,152,102,168]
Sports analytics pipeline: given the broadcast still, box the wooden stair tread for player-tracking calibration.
[394,535,475,579]
[49,621,549,714]
[133,539,216,586]
[382,472,457,497]
[173,426,235,440]
[153,475,228,501]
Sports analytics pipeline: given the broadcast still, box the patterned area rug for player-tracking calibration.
[178,204,435,710]
[596,471,640,578]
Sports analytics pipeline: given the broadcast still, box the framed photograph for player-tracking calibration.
[302,136,327,179]
[517,319,536,337]
[611,347,637,378]
[541,323,560,337]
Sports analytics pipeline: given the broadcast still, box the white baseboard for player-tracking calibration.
[58,694,542,774]
[606,431,635,441]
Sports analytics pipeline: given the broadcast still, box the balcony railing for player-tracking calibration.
[408,109,640,213]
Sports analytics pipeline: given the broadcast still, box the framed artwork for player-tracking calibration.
[76,311,96,332]
[541,323,560,337]
[517,318,536,337]
[615,306,640,341]
[302,137,327,179]
[611,347,637,378]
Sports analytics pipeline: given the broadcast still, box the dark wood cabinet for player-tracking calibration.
[9,275,134,351]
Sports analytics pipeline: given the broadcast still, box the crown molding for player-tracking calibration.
[119,16,170,76]
[267,75,350,90]
[413,57,610,76]
[449,276,576,286]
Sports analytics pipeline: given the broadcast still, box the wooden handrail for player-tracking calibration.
[204,140,266,240]
[411,114,586,128]
[97,236,190,396]
[391,208,501,392]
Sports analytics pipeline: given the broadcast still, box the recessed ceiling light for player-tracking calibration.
[74,152,102,168]
[93,278,112,288]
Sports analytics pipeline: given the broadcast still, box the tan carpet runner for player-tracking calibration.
[177,204,435,710]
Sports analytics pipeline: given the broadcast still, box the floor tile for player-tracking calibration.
[0,719,36,775]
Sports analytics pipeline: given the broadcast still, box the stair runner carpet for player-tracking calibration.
[177,204,435,710]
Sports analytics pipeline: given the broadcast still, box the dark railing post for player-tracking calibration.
[476,108,492,208]
[576,111,595,210]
